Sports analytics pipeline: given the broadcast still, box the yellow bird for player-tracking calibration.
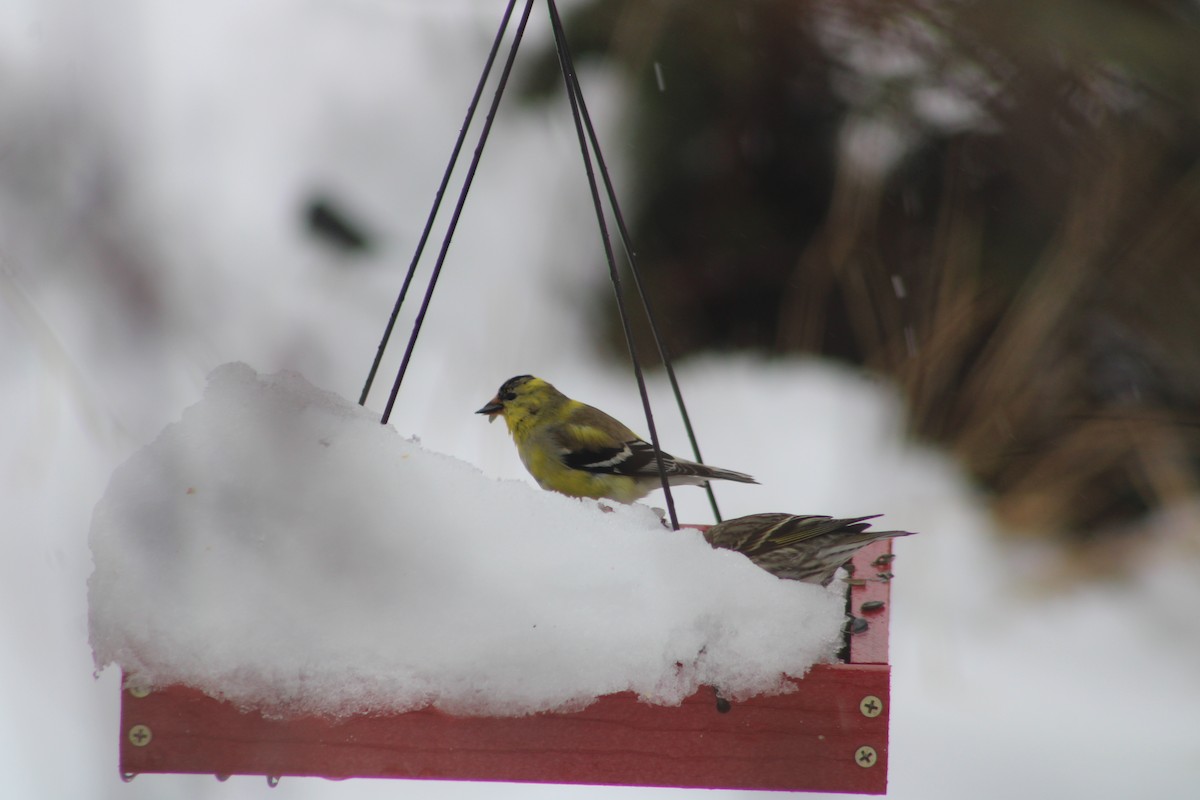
[477,375,757,503]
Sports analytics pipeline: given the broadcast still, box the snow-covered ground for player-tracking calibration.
[2,1,1198,798]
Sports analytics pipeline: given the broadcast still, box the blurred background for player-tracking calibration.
[3,0,1199,798]
[524,0,1200,555]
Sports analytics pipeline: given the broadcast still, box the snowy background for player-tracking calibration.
[3,1,1198,798]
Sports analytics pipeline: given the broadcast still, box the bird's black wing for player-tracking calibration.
[561,439,672,477]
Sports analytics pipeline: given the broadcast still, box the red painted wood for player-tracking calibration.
[116,537,895,793]
[121,663,888,793]
[847,539,895,665]
[681,530,894,664]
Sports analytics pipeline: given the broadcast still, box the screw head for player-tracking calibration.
[127,686,151,699]
[855,745,878,767]
[127,724,153,747]
[859,695,883,718]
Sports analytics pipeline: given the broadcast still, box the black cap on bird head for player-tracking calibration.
[475,375,536,422]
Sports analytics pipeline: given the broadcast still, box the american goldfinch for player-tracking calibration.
[702,513,913,585]
[476,375,757,503]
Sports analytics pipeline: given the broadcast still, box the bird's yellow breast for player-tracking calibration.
[515,432,642,503]
[499,390,648,503]
[529,461,640,502]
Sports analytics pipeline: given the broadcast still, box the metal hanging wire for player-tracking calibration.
[544,0,725,524]
[362,0,536,423]
[360,0,733,528]
[359,0,525,408]
[543,2,681,529]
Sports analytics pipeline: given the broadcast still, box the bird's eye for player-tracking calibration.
[501,391,517,401]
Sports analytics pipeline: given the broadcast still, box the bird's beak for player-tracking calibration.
[476,396,504,423]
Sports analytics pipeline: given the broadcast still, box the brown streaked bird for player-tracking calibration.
[702,513,914,585]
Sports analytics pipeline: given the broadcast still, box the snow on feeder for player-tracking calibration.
[92,0,910,793]
[114,549,897,794]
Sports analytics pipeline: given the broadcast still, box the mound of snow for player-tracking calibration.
[89,363,845,717]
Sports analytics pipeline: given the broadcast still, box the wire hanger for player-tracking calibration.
[359,0,728,529]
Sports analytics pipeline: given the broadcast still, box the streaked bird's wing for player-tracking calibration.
[743,514,882,555]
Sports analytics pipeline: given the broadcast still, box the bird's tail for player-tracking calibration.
[681,462,758,485]
[807,524,913,565]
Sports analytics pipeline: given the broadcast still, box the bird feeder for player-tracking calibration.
[112,1,904,793]
[118,538,896,793]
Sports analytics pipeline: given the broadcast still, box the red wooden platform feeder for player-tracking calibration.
[119,539,896,794]
[114,0,905,793]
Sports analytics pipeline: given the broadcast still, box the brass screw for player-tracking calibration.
[128,725,153,747]
[859,695,883,718]
[127,686,151,699]
[855,745,878,767]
